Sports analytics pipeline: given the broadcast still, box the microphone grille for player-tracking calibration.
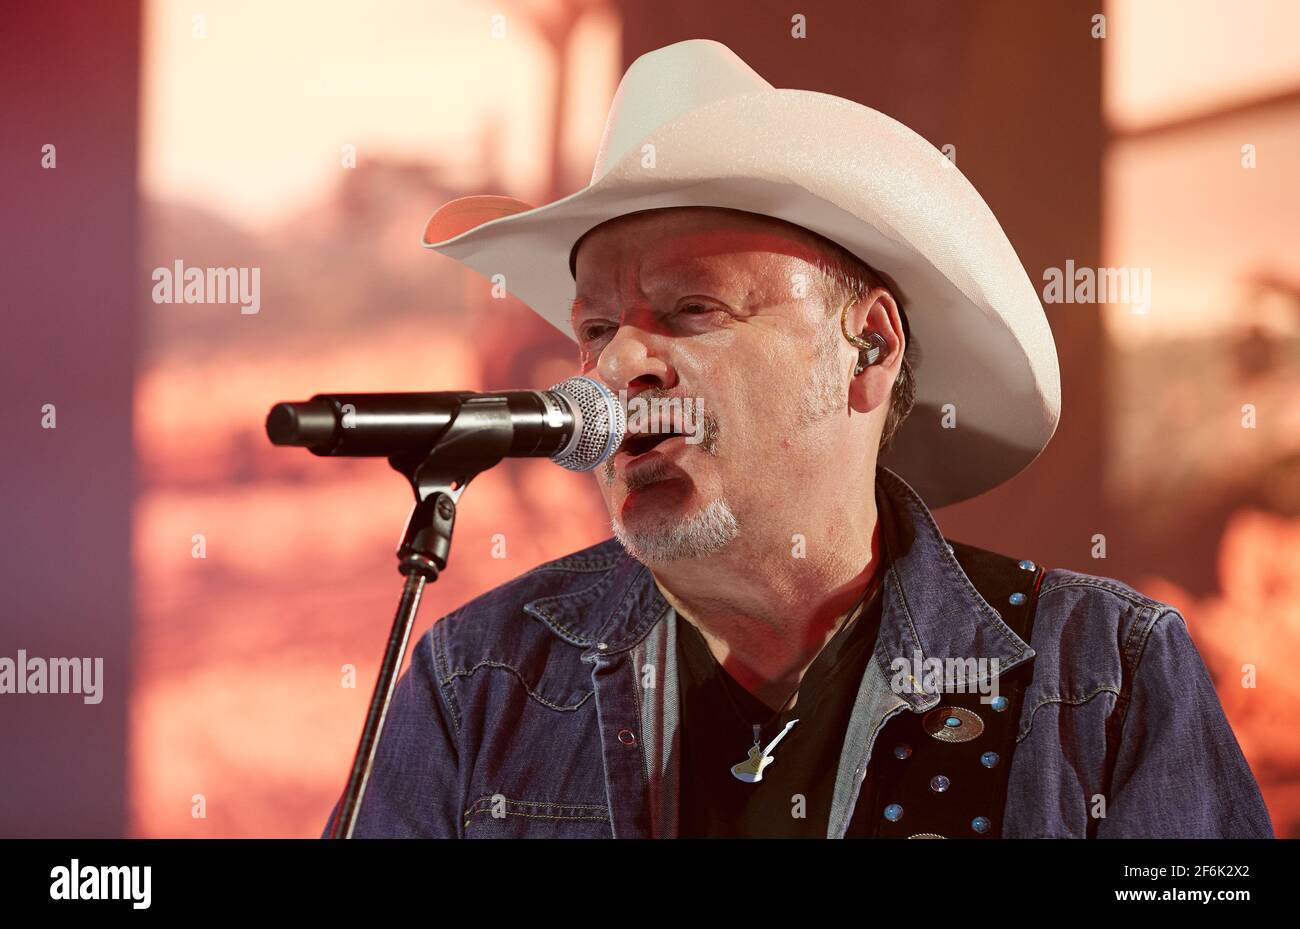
[549,376,626,472]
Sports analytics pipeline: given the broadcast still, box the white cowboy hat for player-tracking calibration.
[420,39,1060,508]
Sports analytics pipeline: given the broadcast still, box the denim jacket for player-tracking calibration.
[326,466,1274,839]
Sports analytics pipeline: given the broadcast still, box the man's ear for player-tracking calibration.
[846,286,905,415]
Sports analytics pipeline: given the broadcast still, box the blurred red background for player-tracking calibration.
[3,0,1297,838]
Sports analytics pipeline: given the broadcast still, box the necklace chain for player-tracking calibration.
[710,570,884,742]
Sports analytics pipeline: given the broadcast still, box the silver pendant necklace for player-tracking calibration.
[731,719,800,783]
[704,637,805,783]
[715,574,882,784]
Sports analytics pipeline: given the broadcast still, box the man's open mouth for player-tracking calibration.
[620,430,685,457]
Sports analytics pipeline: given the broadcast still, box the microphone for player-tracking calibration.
[265,375,627,472]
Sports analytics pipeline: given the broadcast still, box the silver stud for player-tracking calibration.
[884,803,904,822]
[1017,559,1036,571]
[971,816,991,834]
[894,743,912,760]
[1009,592,1027,606]
[930,775,950,793]
[981,751,1000,768]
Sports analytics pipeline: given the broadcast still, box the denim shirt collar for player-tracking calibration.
[523,463,1035,705]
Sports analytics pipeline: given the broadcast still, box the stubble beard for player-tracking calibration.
[611,495,740,566]
[794,320,848,428]
[605,400,738,566]
[604,337,843,567]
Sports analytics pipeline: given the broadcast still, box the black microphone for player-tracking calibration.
[265,375,627,472]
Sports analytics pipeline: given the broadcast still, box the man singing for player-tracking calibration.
[324,40,1272,839]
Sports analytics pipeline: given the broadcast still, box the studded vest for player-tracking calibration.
[847,539,1045,838]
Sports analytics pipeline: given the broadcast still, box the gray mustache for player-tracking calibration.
[601,392,720,487]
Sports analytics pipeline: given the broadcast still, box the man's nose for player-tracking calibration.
[595,323,677,395]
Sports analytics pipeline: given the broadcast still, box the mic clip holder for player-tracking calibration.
[330,396,515,838]
[388,394,516,579]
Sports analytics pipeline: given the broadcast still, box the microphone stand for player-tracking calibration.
[328,397,515,839]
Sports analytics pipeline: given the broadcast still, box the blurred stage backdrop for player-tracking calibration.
[2,0,1298,837]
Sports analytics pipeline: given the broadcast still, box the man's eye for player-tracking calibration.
[680,302,712,314]
[581,323,612,342]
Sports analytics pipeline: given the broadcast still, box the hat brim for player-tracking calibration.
[421,88,1060,508]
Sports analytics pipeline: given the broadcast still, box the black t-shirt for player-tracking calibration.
[676,577,885,838]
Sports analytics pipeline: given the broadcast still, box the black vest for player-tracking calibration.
[849,539,1044,838]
